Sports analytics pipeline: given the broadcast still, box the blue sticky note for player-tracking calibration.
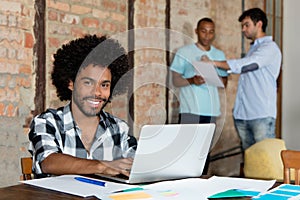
[273,189,300,196]
[279,184,300,191]
[254,193,290,200]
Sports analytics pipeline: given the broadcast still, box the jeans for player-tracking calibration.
[234,117,276,150]
[179,113,216,124]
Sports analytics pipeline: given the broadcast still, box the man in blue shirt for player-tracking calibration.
[171,17,228,124]
[210,8,282,150]
[170,18,228,174]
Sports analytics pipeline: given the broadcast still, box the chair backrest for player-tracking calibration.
[244,138,286,180]
[20,157,33,180]
[281,150,300,185]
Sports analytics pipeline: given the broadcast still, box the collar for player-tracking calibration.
[62,102,107,133]
[252,36,273,45]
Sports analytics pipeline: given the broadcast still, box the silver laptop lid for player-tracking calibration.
[128,123,215,184]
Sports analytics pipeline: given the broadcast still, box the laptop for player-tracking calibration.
[95,123,215,184]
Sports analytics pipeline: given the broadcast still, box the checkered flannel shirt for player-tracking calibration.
[28,103,133,177]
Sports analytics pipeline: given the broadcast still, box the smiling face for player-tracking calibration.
[69,64,111,118]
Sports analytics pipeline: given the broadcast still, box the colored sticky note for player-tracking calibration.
[208,189,260,199]
[109,191,152,200]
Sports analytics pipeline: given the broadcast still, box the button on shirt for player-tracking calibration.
[227,36,282,120]
[28,103,132,176]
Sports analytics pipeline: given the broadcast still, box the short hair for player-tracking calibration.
[239,7,268,32]
[51,34,130,101]
[196,17,214,28]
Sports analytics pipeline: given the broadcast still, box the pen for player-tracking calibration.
[112,187,144,193]
[74,177,106,187]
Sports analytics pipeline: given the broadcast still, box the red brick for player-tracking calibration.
[111,13,125,22]
[48,0,70,12]
[0,103,4,116]
[137,14,147,27]
[178,9,188,15]
[19,65,31,74]
[82,17,99,28]
[24,32,33,48]
[18,76,31,88]
[100,21,117,32]
[71,27,87,37]
[102,0,118,11]
[48,37,60,48]
[120,4,126,13]
[48,10,58,21]
[92,9,110,19]
[71,5,91,14]
[140,0,146,4]
[6,103,17,117]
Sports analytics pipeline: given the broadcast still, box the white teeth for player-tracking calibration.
[87,100,100,105]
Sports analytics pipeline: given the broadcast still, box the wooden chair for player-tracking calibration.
[281,150,300,185]
[20,157,33,180]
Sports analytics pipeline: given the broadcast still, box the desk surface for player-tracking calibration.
[0,182,254,200]
[1,175,279,200]
[0,183,98,200]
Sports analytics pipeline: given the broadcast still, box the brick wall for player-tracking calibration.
[0,0,35,186]
[133,0,168,133]
[0,0,129,187]
[46,0,128,109]
[0,0,265,187]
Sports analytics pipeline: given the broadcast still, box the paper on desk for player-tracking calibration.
[108,176,275,200]
[208,176,276,192]
[20,175,135,199]
[192,61,224,88]
[20,175,276,200]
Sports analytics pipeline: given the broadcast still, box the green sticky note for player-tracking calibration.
[208,189,260,199]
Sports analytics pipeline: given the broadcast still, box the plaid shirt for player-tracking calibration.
[28,103,134,177]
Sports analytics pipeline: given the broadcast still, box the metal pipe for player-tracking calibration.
[241,0,245,58]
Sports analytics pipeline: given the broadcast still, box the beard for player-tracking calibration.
[72,90,108,117]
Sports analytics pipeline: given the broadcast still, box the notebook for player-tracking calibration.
[95,123,215,184]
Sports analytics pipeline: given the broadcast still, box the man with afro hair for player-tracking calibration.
[28,34,136,178]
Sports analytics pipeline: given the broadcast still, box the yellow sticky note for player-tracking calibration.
[109,191,152,200]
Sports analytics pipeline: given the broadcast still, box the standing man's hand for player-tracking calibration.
[188,75,205,85]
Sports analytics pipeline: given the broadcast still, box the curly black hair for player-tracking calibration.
[51,34,131,101]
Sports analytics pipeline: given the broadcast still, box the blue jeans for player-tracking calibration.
[234,117,276,150]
